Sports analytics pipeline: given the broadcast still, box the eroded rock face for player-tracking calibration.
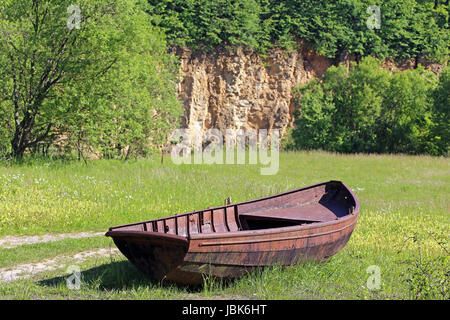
[174,45,444,141]
[173,45,331,139]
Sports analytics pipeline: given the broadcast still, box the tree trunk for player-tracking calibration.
[11,133,26,159]
[11,143,26,159]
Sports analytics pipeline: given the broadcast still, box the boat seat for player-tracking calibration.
[239,201,348,223]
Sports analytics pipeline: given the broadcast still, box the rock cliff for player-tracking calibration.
[173,44,443,140]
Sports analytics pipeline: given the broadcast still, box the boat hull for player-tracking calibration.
[109,232,189,282]
[106,181,359,285]
[167,214,357,284]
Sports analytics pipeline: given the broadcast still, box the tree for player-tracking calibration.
[147,0,449,62]
[0,0,181,158]
[377,66,438,154]
[291,79,336,151]
[293,58,391,153]
[291,57,442,155]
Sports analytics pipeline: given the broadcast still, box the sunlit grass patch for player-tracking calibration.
[0,151,448,299]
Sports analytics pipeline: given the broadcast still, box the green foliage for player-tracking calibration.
[0,0,182,159]
[430,66,450,155]
[402,232,449,300]
[147,0,269,52]
[377,66,438,154]
[291,79,337,151]
[279,127,296,151]
[291,57,447,155]
[148,0,449,61]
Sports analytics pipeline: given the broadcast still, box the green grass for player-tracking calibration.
[0,151,448,299]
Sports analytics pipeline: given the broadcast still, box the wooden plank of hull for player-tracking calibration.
[188,216,357,254]
[165,223,355,285]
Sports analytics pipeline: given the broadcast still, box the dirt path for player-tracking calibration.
[0,247,120,282]
[0,231,105,249]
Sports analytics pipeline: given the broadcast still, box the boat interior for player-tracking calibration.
[108,181,356,237]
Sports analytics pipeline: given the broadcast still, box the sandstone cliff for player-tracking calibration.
[173,44,443,140]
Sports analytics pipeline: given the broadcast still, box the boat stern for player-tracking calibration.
[105,229,189,282]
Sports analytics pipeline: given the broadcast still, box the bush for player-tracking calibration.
[402,232,449,300]
[291,57,446,155]
[291,79,336,151]
[377,66,438,154]
[430,66,450,156]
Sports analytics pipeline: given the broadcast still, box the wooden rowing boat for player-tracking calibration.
[105,180,359,285]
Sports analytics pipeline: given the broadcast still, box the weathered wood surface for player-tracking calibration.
[106,180,359,285]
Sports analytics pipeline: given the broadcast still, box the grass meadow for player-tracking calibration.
[0,151,448,299]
